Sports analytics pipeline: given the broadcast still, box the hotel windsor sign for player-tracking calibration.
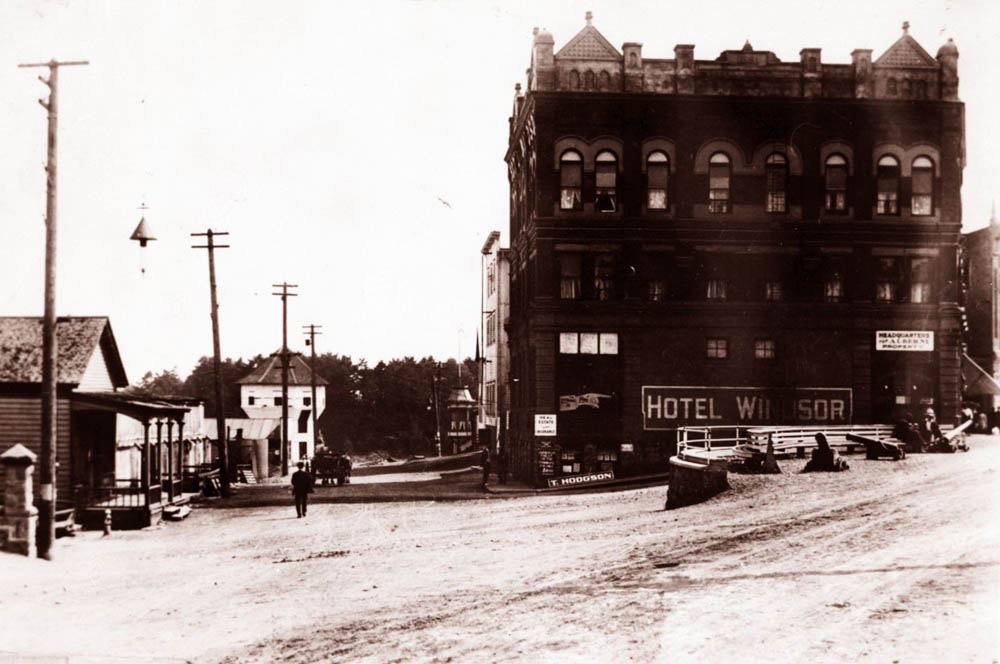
[642,386,853,430]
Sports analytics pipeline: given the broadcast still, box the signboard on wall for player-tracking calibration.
[547,471,614,488]
[642,386,853,430]
[876,331,934,351]
[534,414,557,436]
[537,440,556,476]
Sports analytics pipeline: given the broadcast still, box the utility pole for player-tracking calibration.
[192,229,231,498]
[431,363,442,457]
[18,58,89,560]
[272,283,298,475]
[302,324,322,453]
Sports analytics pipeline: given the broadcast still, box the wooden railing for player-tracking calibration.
[76,480,144,509]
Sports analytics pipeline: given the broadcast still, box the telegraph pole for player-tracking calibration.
[19,58,89,560]
[272,283,298,475]
[302,324,322,453]
[192,229,231,498]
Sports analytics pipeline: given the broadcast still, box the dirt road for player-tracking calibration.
[1,437,998,663]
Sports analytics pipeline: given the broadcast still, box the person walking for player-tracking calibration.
[290,461,314,518]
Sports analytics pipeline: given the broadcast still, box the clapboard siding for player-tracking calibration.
[0,396,73,500]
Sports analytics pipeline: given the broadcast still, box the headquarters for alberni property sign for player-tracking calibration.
[642,386,853,429]
[876,331,934,351]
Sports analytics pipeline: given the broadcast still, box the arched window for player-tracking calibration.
[584,70,595,90]
[902,79,912,98]
[824,154,848,213]
[887,78,898,96]
[876,155,900,215]
[595,151,618,212]
[765,153,787,213]
[567,70,580,90]
[708,152,731,213]
[911,156,934,216]
[559,150,583,211]
[598,70,611,91]
[646,151,669,210]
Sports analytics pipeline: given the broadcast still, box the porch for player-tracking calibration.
[71,392,206,529]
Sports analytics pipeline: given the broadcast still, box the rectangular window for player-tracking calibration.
[560,332,618,355]
[579,333,599,354]
[648,279,666,302]
[824,278,844,302]
[755,339,776,359]
[303,397,312,406]
[299,441,308,458]
[765,281,783,301]
[910,257,932,303]
[766,167,787,213]
[910,282,931,303]
[648,162,668,209]
[706,338,728,359]
[559,254,581,300]
[825,166,847,212]
[594,254,615,301]
[707,279,728,300]
[595,163,617,212]
[248,396,255,406]
[274,397,283,406]
[599,333,619,355]
[876,281,896,302]
[561,162,582,210]
[486,312,496,347]
[912,169,933,216]
[559,332,579,354]
[298,410,310,434]
[709,164,730,213]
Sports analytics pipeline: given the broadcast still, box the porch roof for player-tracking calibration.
[73,391,190,420]
[962,354,1000,396]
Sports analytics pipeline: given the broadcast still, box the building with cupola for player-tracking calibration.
[503,13,964,485]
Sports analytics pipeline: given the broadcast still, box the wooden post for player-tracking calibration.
[166,419,174,502]
[141,420,151,508]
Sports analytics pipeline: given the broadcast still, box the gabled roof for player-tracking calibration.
[875,31,938,68]
[236,352,328,386]
[556,23,620,61]
[0,316,128,387]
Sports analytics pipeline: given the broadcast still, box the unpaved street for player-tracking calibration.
[2,437,998,663]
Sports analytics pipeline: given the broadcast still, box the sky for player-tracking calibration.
[1,0,997,383]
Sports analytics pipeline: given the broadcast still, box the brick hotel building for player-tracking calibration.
[503,14,964,485]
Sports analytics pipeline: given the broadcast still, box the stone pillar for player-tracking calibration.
[1,444,39,557]
[852,49,873,99]
[674,45,696,95]
[800,48,822,98]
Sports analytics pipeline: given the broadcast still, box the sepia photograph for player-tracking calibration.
[1,1,998,662]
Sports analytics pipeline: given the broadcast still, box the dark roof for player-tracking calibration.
[0,317,128,387]
[236,352,328,386]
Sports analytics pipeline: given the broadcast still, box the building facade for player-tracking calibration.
[504,15,965,485]
[479,231,511,457]
[962,209,1000,408]
[237,353,327,470]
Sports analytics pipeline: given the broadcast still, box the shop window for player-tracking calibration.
[765,281,783,301]
[559,253,581,299]
[876,155,900,215]
[594,253,615,300]
[595,151,618,212]
[707,279,728,300]
[824,154,848,213]
[911,156,934,216]
[706,338,728,359]
[765,153,787,213]
[754,339,776,359]
[824,274,844,302]
[559,150,583,210]
[647,151,669,209]
[561,450,581,474]
[708,152,731,213]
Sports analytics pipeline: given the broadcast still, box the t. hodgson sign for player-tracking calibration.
[642,386,853,429]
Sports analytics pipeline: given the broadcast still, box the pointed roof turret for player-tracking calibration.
[555,11,620,60]
[875,21,938,68]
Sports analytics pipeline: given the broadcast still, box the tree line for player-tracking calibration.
[130,354,479,456]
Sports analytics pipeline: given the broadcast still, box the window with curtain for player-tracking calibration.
[824,273,844,302]
[560,150,583,210]
[911,156,934,216]
[647,151,669,210]
[876,155,900,215]
[595,151,618,212]
[825,154,848,213]
[765,153,787,213]
[910,257,933,303]
[709,152,731,213]
[559,253,581,299]
[594,253,615,300]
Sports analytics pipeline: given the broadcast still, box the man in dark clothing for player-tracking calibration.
[916,408,943,451]
[290,461,314,518]
[803,432,849,472]
[480,447,491,490]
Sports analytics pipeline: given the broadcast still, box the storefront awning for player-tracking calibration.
[962,354,1000,396]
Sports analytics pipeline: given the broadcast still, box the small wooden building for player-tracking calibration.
[0,317,201,528]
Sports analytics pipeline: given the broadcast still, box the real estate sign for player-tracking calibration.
[642,386,853,429]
